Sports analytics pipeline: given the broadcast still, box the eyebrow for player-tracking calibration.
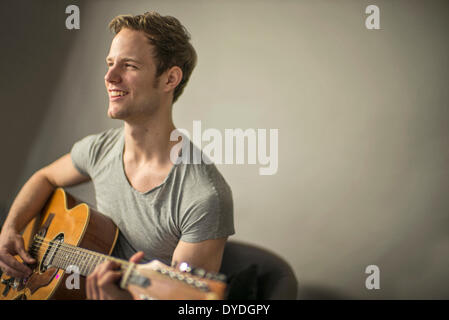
[106,57,142,65]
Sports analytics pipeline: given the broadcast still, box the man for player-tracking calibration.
[0,11,234,300]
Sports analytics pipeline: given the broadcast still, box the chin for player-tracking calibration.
[108,104,127,120]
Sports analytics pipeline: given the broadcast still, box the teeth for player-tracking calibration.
[110,90,127,97]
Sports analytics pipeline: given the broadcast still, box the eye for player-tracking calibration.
[125,63,137,69]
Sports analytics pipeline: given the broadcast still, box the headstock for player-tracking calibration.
[122,260,227,300]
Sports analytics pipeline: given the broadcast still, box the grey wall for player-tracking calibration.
[0,0,86,221]
[1,0,448,299]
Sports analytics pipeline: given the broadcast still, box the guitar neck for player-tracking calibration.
[30,235,225,299]
[33,234,129,277]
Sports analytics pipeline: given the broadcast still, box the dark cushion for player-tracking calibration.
[220,241,298,300]
[226,264,258,300]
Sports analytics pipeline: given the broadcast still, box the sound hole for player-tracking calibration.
[39,233,65,273]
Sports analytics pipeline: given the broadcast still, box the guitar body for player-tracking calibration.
[0,188,118,300]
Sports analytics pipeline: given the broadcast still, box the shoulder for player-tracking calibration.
[175,140,232,194]
[80,127,123,148]
[176,161,235,240]
[71,127,123,175]
[74,127,123,153]
[178,151,233,213]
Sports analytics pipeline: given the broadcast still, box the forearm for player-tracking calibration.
[2,170,56,233]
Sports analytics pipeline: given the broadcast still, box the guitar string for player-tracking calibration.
[27,237,131,274]
[29,237,212,282]
[22,237,214,293]
[29,241,119,267]
[31,235,128,265]
[27,238,208,290]
[28,247,115,275]
[29,238,130,270]
[28,237,207,282]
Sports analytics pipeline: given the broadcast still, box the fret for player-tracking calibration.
[77,251,83,276]
[80,251,86,274]
[73,249,80,274]
[89,254,97,272]
[66,248,73,271]
[65,247,73,270]
[65,248,72,271]
[60,247,67,270]
[99,256,106,266]
[91,255,97,271]
[86,253,94,275]
[92,254,100,272]
[83,252,92,276]
[91,253,102,273]
[80,251,87,276]
[94,255,102,270]
[68,246,76,270]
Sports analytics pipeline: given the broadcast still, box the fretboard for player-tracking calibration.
[35,235,129,277]
[52,246,121,276]
[31,235,151,289]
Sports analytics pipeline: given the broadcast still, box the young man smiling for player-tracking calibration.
[0,12,234,300]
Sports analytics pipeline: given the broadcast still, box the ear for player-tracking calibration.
[163,66,183,93]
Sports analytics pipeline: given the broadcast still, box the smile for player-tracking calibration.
[109,90,129,97]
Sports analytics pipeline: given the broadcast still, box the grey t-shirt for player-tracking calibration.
[70,127,235,265]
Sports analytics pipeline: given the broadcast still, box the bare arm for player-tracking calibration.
[0,153,89,278]
[171,238,228,273]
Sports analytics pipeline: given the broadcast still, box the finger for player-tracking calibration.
[86,261,116,300]
[91,262,113,298]
[97,260,115,274]
[129,251,145,263]
[0,254,32,277]
[0,260,19,279]
[87,272,100,300]
[16,238,35,264]
[98,271,122,300]
[87,265,102,300]
[98,270,122,287]
[86,273,93,299]
[0,261,24,279]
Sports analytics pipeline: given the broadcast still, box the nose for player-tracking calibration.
[104,64,121,84]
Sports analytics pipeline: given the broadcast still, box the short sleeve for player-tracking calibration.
[70,127,122,178]
[180,190,235,243]
[70,134,99,177]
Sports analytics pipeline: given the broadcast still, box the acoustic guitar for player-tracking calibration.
[0,188,227,300]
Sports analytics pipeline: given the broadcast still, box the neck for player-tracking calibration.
[123,107,178,166]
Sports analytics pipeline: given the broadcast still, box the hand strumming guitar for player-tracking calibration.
[86,251,145,300]
[0,228,36,279]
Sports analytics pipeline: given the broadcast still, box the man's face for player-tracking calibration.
[105,28,161,121]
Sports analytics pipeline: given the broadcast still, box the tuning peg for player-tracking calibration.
[213,273,227,282]
[177,262,227,282]
[178,262,191,273]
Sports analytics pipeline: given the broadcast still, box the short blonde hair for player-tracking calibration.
[109,11,197,103]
